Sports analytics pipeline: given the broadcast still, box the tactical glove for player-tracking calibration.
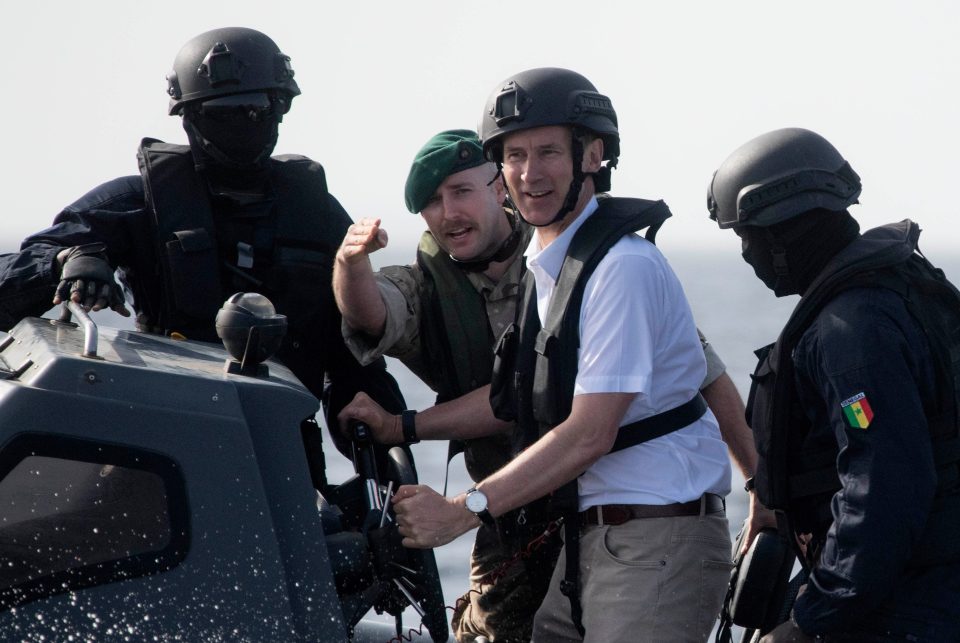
[54,243,130,315]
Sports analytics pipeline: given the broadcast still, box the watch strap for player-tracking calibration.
[401,409,419,444]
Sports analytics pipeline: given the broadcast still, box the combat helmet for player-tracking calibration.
[479,67,620,166]
[707,128,861,229]
[166,27,300,115]
[478,67,619,225]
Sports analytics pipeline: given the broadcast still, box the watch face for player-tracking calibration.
[465,489,487,513]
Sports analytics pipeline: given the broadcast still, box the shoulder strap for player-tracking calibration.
[535,198,709,449]
[530,198,671,427]
[417,232,499,475]
[609,393,708,452]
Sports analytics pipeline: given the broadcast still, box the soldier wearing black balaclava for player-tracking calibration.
[709,128,960,642]
[0,27,405,458]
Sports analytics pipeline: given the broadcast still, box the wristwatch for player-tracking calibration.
[464,487,494,526]
[744,476,756,493]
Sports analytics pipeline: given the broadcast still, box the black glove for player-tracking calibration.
[54,243,129,315]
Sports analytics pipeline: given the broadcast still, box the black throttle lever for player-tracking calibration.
[350,422,410,623]
[350,422,389,535]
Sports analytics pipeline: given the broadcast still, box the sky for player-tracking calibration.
[2,0,958,263]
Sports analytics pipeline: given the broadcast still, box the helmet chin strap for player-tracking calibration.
[500,136,587,228]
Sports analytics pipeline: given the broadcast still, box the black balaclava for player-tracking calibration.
[182,93,282,204]
[739,209,861,297]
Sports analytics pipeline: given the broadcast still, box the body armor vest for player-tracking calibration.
[136,139,349,398]
[416,230,512,482]
[747,220,960,565]
[417,231,496,402]
[491,197,706,458]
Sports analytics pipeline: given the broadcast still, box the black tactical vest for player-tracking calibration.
[491,197,706,458]
[136,139,350,398]
[747,220,960,565]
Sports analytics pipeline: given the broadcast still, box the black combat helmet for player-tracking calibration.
[479,67,620,166]
[707,128,862,229]
[478,67,619,226]
[166,27,300,116]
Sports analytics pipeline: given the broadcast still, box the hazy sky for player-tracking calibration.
[3,1,958,261]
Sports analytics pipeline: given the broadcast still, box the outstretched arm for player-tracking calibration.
[337,384,513,445]
[333,217,389,337]
[0,176,144,329]
[0,243,64,330]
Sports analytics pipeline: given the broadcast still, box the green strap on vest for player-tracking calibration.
[417,231,494,403]
[417,232,504,485]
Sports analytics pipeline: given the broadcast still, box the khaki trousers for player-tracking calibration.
[532,513,732,643]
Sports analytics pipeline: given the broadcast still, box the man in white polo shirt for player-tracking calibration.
[339,68,731,642]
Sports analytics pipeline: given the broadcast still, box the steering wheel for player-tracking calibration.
[346,424,449,643]
[381,445,448,642]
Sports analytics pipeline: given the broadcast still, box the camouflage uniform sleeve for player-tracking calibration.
[698,328,727,389]
[341,263,426,368]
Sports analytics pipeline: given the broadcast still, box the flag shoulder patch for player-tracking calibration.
[841,392,874,429]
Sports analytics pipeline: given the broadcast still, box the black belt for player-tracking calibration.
[580,493,725,526]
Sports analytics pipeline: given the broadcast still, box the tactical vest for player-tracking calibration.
[747,220,960,566]
[136,139,349,398]
[492,197,707,457]
[417,231,497,402]
[416,230,513,482]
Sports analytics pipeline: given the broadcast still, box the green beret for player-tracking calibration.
[404,129,486,213]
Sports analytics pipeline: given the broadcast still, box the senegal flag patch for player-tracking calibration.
[841,392,874,429]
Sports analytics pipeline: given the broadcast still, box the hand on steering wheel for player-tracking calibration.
[350,423,449,643]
